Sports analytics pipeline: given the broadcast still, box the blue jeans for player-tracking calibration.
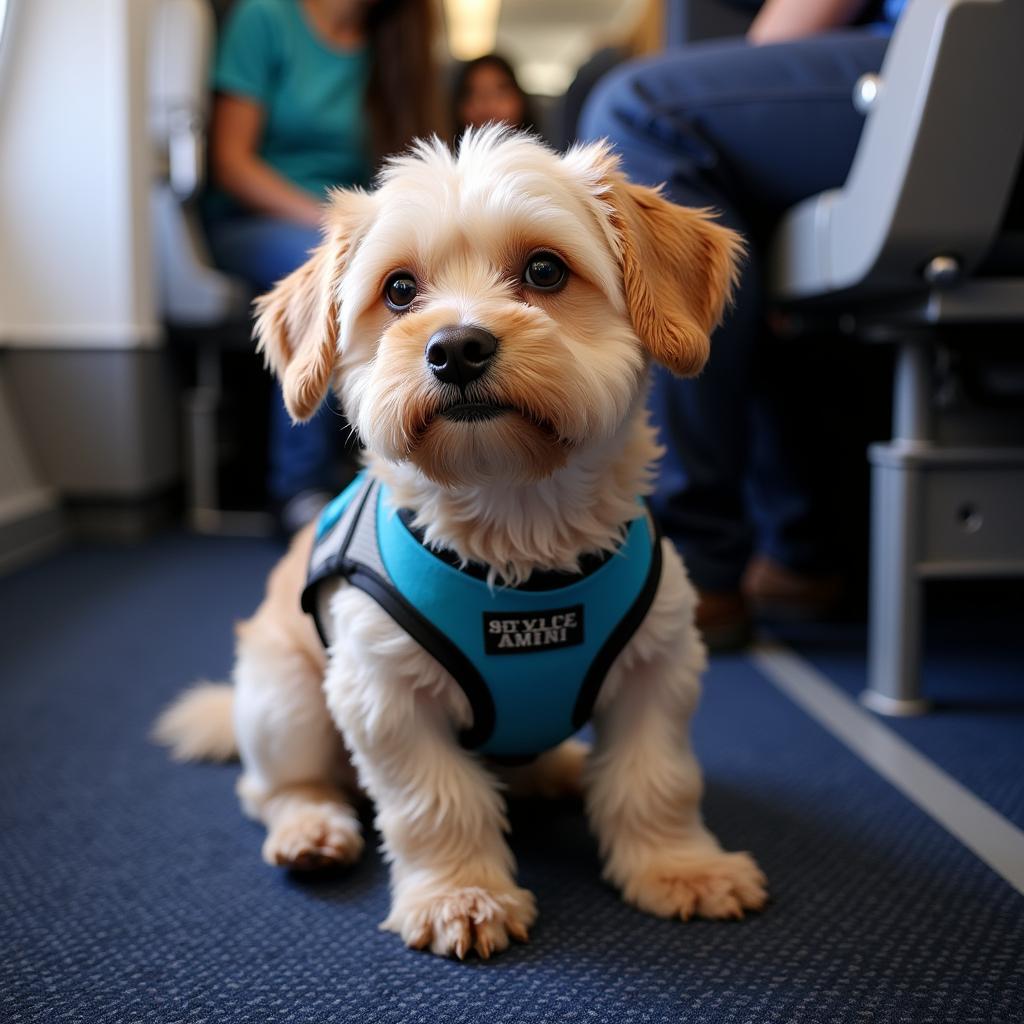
[581,31,888,591]
[206,216,342,505]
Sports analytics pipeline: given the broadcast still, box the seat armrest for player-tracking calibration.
[771,0,1024,303]
[152,186,251,327]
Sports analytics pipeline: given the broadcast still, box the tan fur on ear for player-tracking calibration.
[607,178,743,377]
[253,191,371,422]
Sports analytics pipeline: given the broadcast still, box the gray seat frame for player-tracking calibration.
[150,0,267,535]
[770,0,1024,713]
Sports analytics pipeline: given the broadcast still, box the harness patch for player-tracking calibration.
[483,605,584,655]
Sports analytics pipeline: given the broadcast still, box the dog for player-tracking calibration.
[155,128,767,959]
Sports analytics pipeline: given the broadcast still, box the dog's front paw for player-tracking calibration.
[383,881,537,959]
[262,804,364,871]
[620,849,767,921]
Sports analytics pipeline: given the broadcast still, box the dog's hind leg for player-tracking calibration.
[230,527,363,872]
[499,738,589,800]
[233,625,363,870]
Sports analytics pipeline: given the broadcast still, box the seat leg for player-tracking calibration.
[862,452,930,715]
[185,344,222,533]
[861,342,932,716]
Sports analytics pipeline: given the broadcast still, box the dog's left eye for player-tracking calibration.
[523,252,568,292]
[384,273,417,311]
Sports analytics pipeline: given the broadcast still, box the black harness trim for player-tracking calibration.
[342,564,497,749]
[301,479,376,647]
[571,512,663,729]
[301,479,496,748]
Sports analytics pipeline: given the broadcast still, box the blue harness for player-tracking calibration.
[301,472,662,759]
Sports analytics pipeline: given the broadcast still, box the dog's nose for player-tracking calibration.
[425,325,497,389]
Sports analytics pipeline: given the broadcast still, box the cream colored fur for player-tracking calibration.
[155,128,765,959]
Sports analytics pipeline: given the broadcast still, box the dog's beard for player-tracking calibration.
[354,368,576,486]
[402,372,574,485]
[411,410,570,487]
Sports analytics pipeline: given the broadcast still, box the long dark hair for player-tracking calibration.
[365,0,448,163]
[451,54,538,137]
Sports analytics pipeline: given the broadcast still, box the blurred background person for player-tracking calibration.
[205,0,445,532]
[452,53,539,137]
[582,0,905,649]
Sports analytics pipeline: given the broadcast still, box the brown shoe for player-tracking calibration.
[741,555,842,621]
[695,589,753,652]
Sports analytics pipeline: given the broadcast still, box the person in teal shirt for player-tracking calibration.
[205,0,443,532]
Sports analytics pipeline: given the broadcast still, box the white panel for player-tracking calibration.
[0,0,159,348]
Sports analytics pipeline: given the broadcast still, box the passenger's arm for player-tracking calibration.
[209,94,324,228]
[748,0,870,44]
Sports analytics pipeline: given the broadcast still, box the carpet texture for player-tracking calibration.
[771,611,1024,830]
[2,535,1022,1024]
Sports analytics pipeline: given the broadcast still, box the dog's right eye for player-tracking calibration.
[384,273,417,311]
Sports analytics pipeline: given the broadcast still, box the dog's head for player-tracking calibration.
[255,128,742,488]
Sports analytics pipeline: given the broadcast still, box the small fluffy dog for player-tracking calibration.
[156,128,766,959]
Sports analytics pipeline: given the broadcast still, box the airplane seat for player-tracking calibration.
[149,0,249,328]
[768,0,1024,714]
[149,0,272,533]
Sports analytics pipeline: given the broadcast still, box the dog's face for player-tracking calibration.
[256,129,741,488]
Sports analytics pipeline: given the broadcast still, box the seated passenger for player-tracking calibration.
[582,0,905,648]
[452,54,538,137]
[205,0,442,532]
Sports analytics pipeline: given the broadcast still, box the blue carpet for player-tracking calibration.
[2,536,1023,1024]
[769,608,1024,830]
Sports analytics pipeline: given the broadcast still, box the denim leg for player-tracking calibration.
[206,217,343,504]
[205,217,322,292]
[267,390,344,503]
[580,31,886,590]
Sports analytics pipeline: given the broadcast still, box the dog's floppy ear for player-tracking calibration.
[567,142,742,377]
[253,190,372,422]
[609,177,742,377]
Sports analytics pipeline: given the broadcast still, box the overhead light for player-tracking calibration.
[517,61,574,97]
[444,0,502,61]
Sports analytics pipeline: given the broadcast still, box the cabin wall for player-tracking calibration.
[0,0,176,561]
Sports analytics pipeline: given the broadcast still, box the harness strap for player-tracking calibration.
[302,478,497,748]
[572,512,663,728]
[302,476,376,647]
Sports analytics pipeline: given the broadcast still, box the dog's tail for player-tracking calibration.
[152,682,237,762]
